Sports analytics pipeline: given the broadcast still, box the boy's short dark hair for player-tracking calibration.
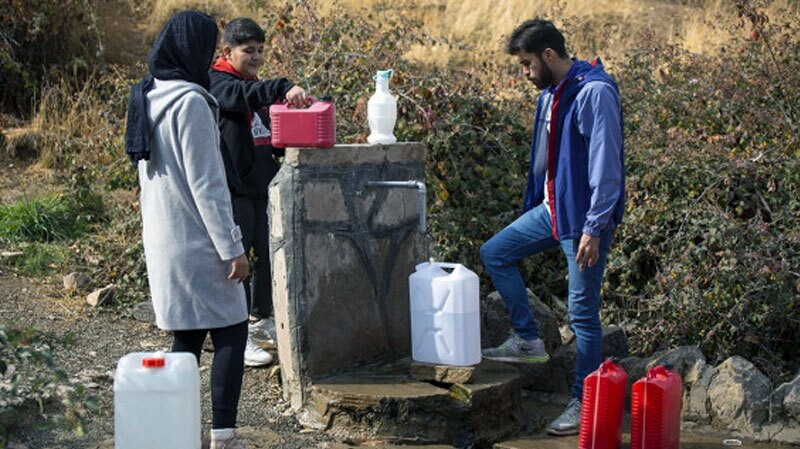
[506,18,568,58]
[223,17,265,46]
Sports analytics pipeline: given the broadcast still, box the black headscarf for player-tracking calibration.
[124,10,219,167]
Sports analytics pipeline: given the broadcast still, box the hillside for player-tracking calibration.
[0,0,798,446]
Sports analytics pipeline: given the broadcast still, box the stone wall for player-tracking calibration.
[269,143,429,410]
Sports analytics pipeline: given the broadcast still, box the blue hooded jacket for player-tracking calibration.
[523,59,625,240]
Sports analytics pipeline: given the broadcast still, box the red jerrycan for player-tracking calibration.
[269,96,336,148]
[630,364,682,449]
[579,358,628,449]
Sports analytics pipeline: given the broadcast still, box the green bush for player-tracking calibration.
[0,325,97,446]
[606,0,800,379]
[0,189,102,244]
[0,0,102,117]
[255,0,799,379]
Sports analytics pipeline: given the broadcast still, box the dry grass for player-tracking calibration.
[30,73,127,168]
[127,0,798,67]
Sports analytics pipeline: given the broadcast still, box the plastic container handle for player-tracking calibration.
[282,96,317,109]
[432,262,461,269]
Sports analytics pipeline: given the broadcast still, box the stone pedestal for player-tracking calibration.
[269,143,429,410]
[305,359,523,447]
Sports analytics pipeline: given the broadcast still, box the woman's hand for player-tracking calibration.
[228,254,250,282]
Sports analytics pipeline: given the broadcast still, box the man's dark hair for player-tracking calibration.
[223,17,265,46]
[506,18,568,58]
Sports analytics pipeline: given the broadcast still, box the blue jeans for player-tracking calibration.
[480,204,613,399]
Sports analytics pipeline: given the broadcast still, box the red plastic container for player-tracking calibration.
[579,359,628,449]
[630,364,682,449]
[269,98,335,148]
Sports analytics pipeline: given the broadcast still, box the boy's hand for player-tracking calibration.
[286,85,310,107]
[228,254,250,282]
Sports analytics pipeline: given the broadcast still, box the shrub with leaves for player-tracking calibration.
[0,0,102,117]
[606,0,800,379]
[0,325,97,446]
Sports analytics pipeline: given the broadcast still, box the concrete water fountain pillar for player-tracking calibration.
[269,143,523,446]
[269,143,429,408]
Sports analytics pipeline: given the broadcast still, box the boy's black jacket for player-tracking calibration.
[209,68,294,199]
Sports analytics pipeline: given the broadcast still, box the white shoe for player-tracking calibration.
[244,337,273,367]
[210,434,247,449]
[248,318,276,349]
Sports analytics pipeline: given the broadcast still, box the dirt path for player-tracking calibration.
[0,269,336,449]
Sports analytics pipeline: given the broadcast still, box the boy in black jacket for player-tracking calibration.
[210,17,308,367]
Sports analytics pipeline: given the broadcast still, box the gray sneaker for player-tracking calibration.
[481,332,550,363]
[546,398,582,436]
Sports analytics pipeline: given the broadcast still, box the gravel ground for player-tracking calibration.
[0,272,338,449]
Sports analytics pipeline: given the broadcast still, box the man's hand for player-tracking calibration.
[228,254,250,282]
[575,233,600,272]
[285,85,310,108]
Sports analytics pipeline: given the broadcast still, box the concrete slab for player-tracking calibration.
[305,359,523,446]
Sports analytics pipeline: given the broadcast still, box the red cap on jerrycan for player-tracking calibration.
[630,364,682,449]
[579,358,627,449]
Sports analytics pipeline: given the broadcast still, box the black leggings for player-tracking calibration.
[232,196,272,319]
[172,321,247,429]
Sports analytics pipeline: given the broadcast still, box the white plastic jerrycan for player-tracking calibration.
[409,262,481,366]
[367,69,398,145]
[114,351,201,449]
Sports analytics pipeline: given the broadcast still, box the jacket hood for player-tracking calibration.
[147,79,219,130]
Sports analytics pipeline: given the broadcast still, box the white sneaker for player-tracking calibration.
[248,318,276,349]
[210,434,247,449]
[244,337,273,367]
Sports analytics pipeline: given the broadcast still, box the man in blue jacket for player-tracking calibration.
[480,18,625,436]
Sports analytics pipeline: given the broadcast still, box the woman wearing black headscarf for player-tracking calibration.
[124,10,251,449]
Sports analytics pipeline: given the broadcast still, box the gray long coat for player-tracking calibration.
[138,79,248,331]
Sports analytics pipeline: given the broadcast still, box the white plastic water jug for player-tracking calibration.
[367,69,397,145]
[114,351,201,449]
[408,262,481,366]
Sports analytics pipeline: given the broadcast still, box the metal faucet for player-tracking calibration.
[365,180,427,235]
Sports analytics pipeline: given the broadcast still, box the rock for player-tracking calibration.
[268,364,281,380]
[708,356,772,435]
[559,325,574,345]
[601,326,628,358]
[410,361,475,384]
[772,373,800,421]
[683,364,717,425]
[63,272,91,291]
[86,284,115,307]
[3,127,42,159]
[516,342,576,394]
[769,422,800,445]
[0,251,24,262]
[548,296,568,321]
[646,345,707,386]
[481,289,561,353]
[132,300,156,323]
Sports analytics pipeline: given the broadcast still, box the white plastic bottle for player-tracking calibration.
[408,262,481,366]
[367,69,398,145]
[114,351,201,449]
